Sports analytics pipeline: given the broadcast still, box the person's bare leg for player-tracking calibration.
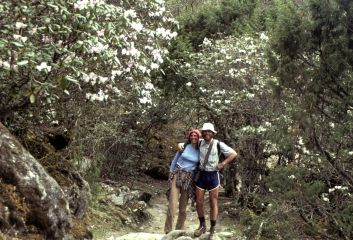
[209,187,219,221]
[208,186,220,239]
[194,187,206,237]
[196,187,205,218]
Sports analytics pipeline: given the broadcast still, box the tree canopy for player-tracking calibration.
[1,0,353,239]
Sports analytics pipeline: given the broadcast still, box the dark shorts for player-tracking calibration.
[195,170,220,191]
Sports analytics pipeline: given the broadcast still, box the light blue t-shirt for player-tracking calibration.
[169,144,200,172]
[199,139,235,171]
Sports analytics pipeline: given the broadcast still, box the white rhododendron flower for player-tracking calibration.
[202,37,212,47]
[2,0,178,104]
[35,62,52,72]
[15,22,27,29]
[131,22,144,32]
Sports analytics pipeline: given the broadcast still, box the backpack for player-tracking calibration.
[216,140,227,163]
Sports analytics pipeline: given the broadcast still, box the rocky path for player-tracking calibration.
[104,187,244,240]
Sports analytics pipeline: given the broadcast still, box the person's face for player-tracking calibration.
[202,130,214,141]
[189,132,199,144]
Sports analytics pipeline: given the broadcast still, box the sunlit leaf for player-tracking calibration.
[29,94,35,103]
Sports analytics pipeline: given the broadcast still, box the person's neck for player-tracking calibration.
[191,143,197,148]
[204,138,213,144]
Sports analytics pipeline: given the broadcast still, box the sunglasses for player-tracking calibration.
[202,130,214,133]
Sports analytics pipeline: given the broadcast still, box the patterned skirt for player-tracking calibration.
[166,167,196,202]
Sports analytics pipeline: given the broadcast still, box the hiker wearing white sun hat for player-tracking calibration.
[200,122,217,134]
[177,122,237,239]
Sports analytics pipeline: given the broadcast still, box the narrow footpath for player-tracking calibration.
[103,186,244,240]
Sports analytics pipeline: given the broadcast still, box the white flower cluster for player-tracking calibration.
[35,62,52,72]
[13,34,28,42]
[131,21,144,32]
[245,92,255,99]
[0,59,11,70]
[74,0,105,10]
[2,0,178,105]
[81,72,109,85]
[124,9,137,18]
[259,32,269,41]
[15,22,27,29]
[122,42,141,58]
[328,185,349,193]
[321,193,329,202]
[228,68,237,78]
[139,82,155,105]
[202,37,212,47]
[240,126,257,134]
[215,59,224,65]
[213,90,226,95]
[296,137,311,154]
[86,89,109,101]
[151,49,164,64]
[155,27,177,40]
[89,42,108,54]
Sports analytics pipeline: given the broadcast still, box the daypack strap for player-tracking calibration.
[217,141,222,158]
[200,140,214,169]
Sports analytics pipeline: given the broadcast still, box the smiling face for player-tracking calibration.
[202,130,214,142]
[189,132,199,144]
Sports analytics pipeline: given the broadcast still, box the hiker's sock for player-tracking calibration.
[210,220,216,227]
[199,217,206,226]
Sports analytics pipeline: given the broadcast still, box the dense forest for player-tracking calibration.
[1,0,353,239]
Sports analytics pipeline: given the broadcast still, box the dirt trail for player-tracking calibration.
[143,190,236,234]
[103,186,241,239]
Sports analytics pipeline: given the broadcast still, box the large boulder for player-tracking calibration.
[50,168,91,219]
[0,123,71,239]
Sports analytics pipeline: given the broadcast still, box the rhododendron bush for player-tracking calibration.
[178,34,276,137]
[0,0,177,112]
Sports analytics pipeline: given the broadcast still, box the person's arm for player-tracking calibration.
[216,142,237,170]
[178,139,202,151]
[217,150,237,170]
[169,152,181,172]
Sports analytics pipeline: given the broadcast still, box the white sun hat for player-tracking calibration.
[201,123,217,134]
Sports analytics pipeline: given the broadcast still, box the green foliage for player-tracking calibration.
[335,204,353,239]
[265,166,326,200]
[176,0,261,50]
[266,5,353,237]
[0,0,180,190]
[259,162,353,239]
[0,0,176,117]
[240,203,302,239]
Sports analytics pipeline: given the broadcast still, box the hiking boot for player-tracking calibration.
[194,225,206,237]
[208,226,216,240]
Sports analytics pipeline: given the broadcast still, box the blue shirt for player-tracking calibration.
[169,144,200,172]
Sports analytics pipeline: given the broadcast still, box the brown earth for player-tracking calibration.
[89,174,242,239]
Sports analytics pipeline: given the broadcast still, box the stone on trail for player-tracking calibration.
[161,230,222,240]
[112,232,164,240]
[112,230,226,240]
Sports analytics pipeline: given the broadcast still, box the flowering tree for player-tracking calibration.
[167,33,286,197]
[0,0,177,118]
